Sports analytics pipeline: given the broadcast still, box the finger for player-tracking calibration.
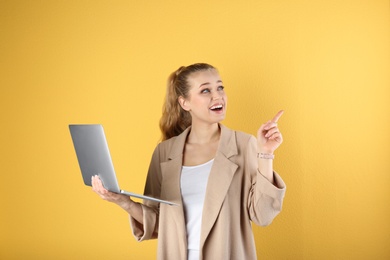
[94,176,108,193]
[91,175,98,191]
[268,132,283,142]
[258,121,271,133]
[92,175,100,189]
[264,122,278,131]
[265,128,280,138]
[271,110,284,123]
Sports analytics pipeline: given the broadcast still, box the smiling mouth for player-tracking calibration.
[210,104,223,112]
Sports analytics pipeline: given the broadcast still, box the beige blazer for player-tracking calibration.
[130,124,286,260]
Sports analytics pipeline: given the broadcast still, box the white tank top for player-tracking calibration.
[181,159,214,260]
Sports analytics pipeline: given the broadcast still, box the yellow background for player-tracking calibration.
[1,0,389,259]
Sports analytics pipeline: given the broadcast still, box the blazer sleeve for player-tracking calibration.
[246,135,286,226]
[129,144,162,241]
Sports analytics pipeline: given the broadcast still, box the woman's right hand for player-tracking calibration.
[91,175,131,207]
[91,175,144,224]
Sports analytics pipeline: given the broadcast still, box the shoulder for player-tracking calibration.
[157,135,178,152]
[221,124,254,145]
[219,124,256,159]
[152,136,177,160]
[152,127,189,161]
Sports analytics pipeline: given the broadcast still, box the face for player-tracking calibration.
[179,69,227,125]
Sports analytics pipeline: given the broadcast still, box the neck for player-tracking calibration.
[187,123,220,144]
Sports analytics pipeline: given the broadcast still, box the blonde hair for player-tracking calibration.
[159,63,216,141]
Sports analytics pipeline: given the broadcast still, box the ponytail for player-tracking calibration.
[159,63,216,141]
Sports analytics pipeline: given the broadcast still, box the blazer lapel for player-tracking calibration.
[199,125,238,248]
[159,127,190,251]
[159,127,190,203]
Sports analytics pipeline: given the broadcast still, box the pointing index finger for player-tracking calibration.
[271,110,284,123]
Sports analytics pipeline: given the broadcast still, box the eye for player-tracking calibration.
[217,86,224,91]
[201,88,210,94]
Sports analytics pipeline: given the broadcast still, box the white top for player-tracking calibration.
[180,159,214,260]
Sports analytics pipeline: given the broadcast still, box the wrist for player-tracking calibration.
[258,146,274,154]
[117,197,133,210]
[257,152,274,159]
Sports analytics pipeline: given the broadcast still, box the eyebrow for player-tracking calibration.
[199,80,223,88]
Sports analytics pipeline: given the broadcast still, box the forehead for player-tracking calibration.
[187,69,222,87]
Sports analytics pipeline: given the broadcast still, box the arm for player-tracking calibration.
[247,135,286,226]
[247,110,286,226]
[257,110,284,185]
[91,143,163,241]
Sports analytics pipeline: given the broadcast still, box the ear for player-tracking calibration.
[178,96,190,111]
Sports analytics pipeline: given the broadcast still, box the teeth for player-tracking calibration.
[210,105,223,110]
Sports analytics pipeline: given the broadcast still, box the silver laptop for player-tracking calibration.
[69,124,177,206]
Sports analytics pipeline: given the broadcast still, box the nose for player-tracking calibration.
[212,95,221,101]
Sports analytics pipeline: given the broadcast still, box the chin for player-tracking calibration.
[213,115,226,124]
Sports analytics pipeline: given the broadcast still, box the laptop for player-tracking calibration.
[69,124,177,206]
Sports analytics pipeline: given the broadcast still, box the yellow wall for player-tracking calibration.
[1,0,389,259]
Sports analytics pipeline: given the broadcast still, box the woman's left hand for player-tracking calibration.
[257,110,284,154]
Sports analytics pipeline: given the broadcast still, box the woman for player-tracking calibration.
[92,63,286,260]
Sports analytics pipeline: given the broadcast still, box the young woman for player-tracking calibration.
[92,63,286,260]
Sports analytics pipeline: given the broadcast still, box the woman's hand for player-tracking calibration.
[257,110,284,154]
[91,175,131,207]
[91,176,144,223]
